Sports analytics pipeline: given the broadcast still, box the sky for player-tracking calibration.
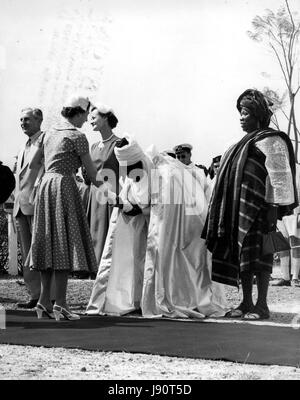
[0,0,299,168]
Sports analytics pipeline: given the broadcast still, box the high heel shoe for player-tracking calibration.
[53,305,80,321]
[36,303,55,319]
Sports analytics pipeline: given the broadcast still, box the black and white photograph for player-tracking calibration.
[0,0,300,383]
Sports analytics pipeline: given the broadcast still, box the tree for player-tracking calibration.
[262,86,300,135]
[248,0,300,161]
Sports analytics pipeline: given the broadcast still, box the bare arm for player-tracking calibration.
[81,153,103,187]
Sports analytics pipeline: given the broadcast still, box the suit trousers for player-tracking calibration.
[15,211,41,299]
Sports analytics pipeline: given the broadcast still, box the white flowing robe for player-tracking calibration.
[141,150,227,318]
[86,143,228,318]
[86,148,152,315]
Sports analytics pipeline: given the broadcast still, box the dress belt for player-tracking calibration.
[45,171,75,177]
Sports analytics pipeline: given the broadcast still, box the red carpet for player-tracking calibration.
[0,310,299,367]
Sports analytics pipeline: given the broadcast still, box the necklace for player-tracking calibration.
[102,133,114,143]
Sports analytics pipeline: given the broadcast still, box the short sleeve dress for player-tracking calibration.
[87,136,120,264]
[31,121,98,273]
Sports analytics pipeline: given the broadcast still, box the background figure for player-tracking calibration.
[0,162,16,276]
[0,161,15,205]
[174,143,212,202]
[208,155,222,180]
[3,195,18,276]
[29,95,102,321]
[13,108,45,308]
[207,155,222,192]
[196,163,209,176]
[173,143,193,166]
[87,104,120,265]
[205,89,297,320]
[272,163,300,287]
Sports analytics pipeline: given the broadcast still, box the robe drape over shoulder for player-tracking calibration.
[86,137,227,318]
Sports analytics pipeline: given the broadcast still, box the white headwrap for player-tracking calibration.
[114,134,145,166]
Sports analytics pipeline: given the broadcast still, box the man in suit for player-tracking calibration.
[13,107,45,308]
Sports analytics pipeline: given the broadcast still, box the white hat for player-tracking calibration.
[64,95,90,111]
[92,102,115,115]
[173,143,193,154]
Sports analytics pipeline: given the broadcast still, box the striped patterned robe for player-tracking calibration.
[205,128,297,287]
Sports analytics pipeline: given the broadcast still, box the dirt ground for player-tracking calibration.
[0,266,300,380]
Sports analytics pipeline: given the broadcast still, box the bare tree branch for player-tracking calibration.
[269,42,290,87]
[249,0,300,156]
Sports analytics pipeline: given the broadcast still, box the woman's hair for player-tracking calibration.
[98,111,118,129]
[61,106,87,119]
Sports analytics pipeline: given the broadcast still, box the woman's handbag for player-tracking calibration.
[262,229,291,255]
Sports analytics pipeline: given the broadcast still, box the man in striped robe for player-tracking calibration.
[204,89,298,320]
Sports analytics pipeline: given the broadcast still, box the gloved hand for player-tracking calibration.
[115,137,129,148]
[95,183,117,205]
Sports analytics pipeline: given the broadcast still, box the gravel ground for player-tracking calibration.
[0,266,300,380]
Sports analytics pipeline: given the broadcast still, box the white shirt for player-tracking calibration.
[21,130,42,168]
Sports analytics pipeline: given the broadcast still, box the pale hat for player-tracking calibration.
[173,143,193,154]
[91,102,115,115]
[64,94,90,111]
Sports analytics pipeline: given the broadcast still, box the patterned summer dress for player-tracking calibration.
[31,121,98,272]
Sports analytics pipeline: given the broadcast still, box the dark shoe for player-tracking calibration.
[17,299,38,309]
[271,278,291,287]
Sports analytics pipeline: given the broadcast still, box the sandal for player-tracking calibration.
[225,303,254,318]
[225,309,244,318]
[243,307,270,321]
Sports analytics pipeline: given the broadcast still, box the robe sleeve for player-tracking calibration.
[255,136,294,205]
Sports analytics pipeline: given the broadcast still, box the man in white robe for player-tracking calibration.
[86,136,227,318]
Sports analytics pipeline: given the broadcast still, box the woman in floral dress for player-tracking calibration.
[29,95,102,321]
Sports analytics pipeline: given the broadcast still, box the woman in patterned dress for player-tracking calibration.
[86,104,120,264]
[29,95,102,321]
